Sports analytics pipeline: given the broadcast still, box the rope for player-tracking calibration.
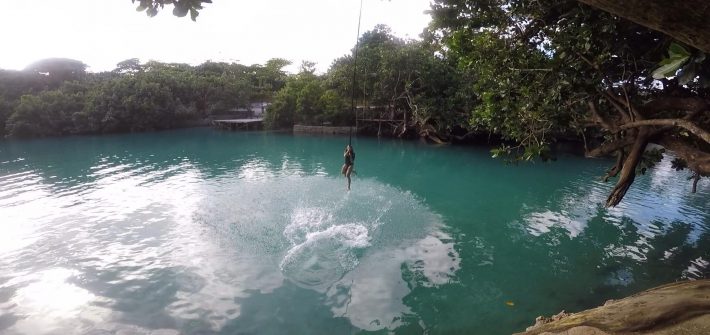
[349,0,364,145]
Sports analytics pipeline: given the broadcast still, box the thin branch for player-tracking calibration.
[587,100,617,131]
[576,52,600,71]
[620,84,639,121]
[603,150,625,182]
[601,89,631,122]
[507,67,553,72]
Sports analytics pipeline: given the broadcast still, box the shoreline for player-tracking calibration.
[0,124,591,159]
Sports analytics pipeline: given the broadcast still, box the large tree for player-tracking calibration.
[135,0,710,56]
[25,58,87,86]
[578,0,710,54]
[429,0,709,206]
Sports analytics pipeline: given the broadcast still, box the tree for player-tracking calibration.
[25,58,87,87]
[429,0,709,206]
[132,0,212,20]
[5,85,86,138]
[0,95,10,138]
[265,65,350,129]
[115,58,143,74]
[252,58,291,98]
[1,57,286,138]
[328,25,473,139]
[577,0,710,54]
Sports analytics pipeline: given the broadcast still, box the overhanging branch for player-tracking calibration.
[577,0,710,53]
[619,119,710,144]
[658,136,710,176]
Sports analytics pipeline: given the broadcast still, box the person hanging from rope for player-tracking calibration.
[341,0,362,191]
[341,144,355,191]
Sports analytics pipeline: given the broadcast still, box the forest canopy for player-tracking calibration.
[0,58,290,138]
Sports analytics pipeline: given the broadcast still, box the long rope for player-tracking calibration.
[349,0,364,146]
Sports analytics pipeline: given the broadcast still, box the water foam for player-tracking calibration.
[280,223,371,289]
[276,178,409,291]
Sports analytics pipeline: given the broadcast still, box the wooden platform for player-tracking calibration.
[293,125,353,135]
[355,105,406,137]
[212,118,264,130]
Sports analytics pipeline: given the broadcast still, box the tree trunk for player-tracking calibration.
[578,0,710,53]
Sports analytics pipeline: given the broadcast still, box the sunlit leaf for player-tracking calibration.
[668,43,690,58]
[652,55,689,79]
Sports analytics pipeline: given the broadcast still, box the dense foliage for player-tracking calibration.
[427,0,709,206]
[266,25,472,138]
[0,58,289,138]
[264,2,709,205]
[265,62,348,129]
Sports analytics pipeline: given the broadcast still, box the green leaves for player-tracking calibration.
[173,5,189,17]
[132,0,210,20]
[652,43,691,79]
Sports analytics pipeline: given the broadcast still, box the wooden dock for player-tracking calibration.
[356,105,406,137]
[212,118,264,131]
[293,125,353,135]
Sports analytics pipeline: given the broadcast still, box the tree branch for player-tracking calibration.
[642,97,710,118]
[619,119,710,144]
[587,137,634,158]
[692,173,701,193]
[658,136,710,176]
[602,89,631,122]
[603,149,625,182]
[606,128,649,207]
[577,0,710,53]
[587,100,617,131]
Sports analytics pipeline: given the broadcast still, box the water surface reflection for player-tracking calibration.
[0,129,707,335]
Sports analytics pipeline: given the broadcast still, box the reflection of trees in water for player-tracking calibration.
[395,203,708,334]
[0,129,352,192]
[220,283,355,335]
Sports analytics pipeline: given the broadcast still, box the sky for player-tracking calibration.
[1,0,433,73]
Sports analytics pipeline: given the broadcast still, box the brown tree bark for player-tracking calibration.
[606,128,649,207]
[659,136,710,176]
[619,119,710,144]
[577,0,710,53]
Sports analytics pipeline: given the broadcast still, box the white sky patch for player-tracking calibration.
[1,0,432,73]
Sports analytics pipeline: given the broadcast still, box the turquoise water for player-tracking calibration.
[0,128,708,335]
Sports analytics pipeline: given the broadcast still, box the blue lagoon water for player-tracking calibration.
[0,128,708,334]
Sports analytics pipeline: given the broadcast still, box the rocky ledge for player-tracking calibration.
[516,280,710,335]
